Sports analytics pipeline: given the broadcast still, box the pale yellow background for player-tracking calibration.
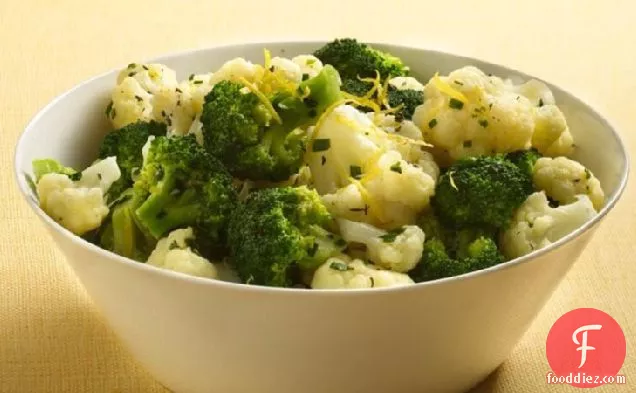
[0,0,634,392]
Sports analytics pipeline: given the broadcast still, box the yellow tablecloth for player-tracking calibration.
[1,0,634,392]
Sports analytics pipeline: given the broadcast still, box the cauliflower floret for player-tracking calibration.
[388,76,425,91]
[152,73,216,137]
[75,156,122,193]
[292,55,324,79]
[36,157,121,235]
[533,157,604,211]
[209,57,262,85]
[270,56,302,83]
[308,105,436,227]
[116,63,178,94]
[366,112,423,141]
[311,255,414,289]
[109,77,154,129]
[147,227,218,279]
[531,105,575,157]
[402,147,440,181]
[411,66,574,161]
[508,78,555,107]
[187,115,204,145]
[110,63,181,130]
[307,104,388,194]
[185,73,215,113]
[500,191,597,259]
[363,150,436,221]
[338,219,425,272]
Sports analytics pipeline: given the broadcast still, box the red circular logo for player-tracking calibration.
[546,308,626,388]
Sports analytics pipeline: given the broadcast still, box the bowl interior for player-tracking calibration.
[14,40,629,264]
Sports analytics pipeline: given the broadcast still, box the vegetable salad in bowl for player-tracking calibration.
[29,38,605,289]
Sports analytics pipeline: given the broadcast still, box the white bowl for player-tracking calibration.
[14,41,629,393]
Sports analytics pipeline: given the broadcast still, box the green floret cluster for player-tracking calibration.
[227,186,345,287]
[313,38,423,119]
[97,120,167,199]
[94,133,238,261]
[200,65,342,182]
[313,38,409,82]
[433,155,534,229]
[411,150,541,282]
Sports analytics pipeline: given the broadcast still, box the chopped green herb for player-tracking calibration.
[302,73,310,81]
[128,72,136,77]
[329,262,353,271]
[379,227,406,243]
[168,241,179,250]
[335,238,347,247]
[175,87,182,93]
[463,140,472,148]
[161,110,167,118]
[389,162,402,174]
[349,205,369,215]
[449,98,464,110]
[111,108,117,119]
[193,80,203,85]
[428,118,438,129]
[321,155,326,166]
[478,119,489,128]
[307,242,319,257]
[306,58,316,65]
[453,80,464,86]
[538,98,544,107]
[127,63,136,69]
[394,112,404,123]
[188,74,194,81]
[303,98,318,108]
[369,277,375,287]
[105,101,113,117]
[134,95,143,102]
[312,138,331,152]
[142,65,149,71]
[585,169,591,180]
[350,165,362,179]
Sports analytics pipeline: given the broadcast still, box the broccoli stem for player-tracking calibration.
[135,177,201,238]
[112,201,138,259]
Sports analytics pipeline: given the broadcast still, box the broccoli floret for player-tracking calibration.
[313,38,409,83]
[97,120,167,199]
[201,66,341,182]
[132,135,237,255]
[505,148,542,178]
[409,236,504,283]
[386,86,424,120]
[227,186,345,287]
[416,209,451,244]
[313,38,409,102]
[433,156,533,229]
